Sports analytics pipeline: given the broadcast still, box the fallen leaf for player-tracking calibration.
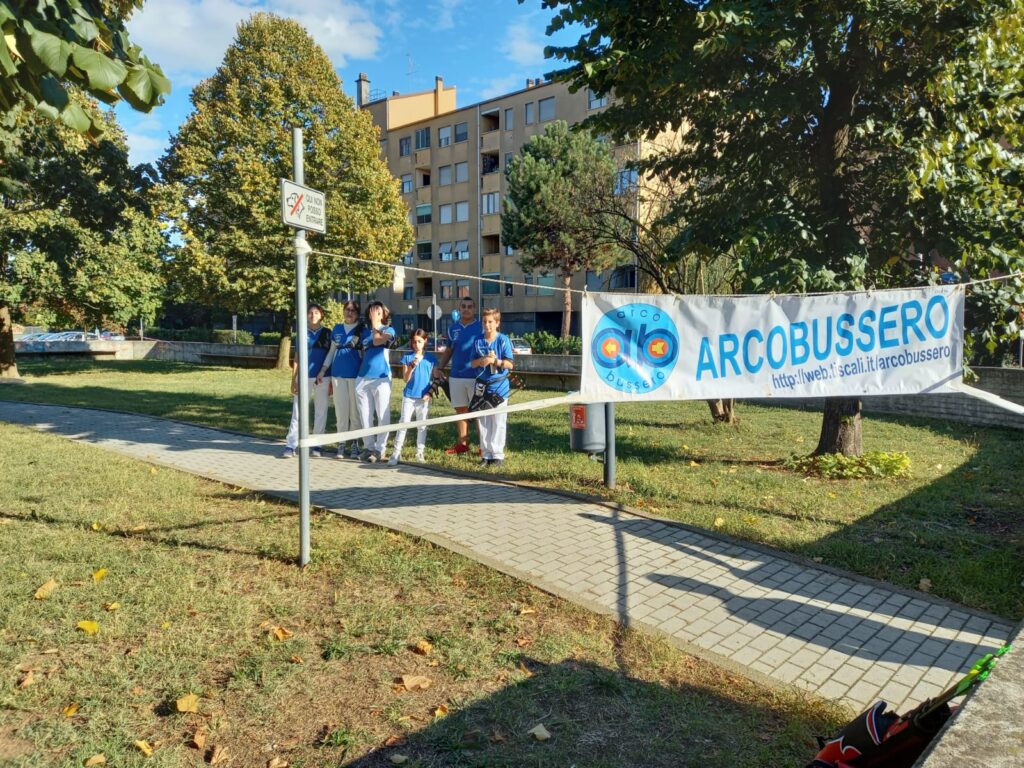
[812,557,824,563]
[63,702,80,717]
[161,621,171,630]
[400,675,432,691]
[433,704,449,719]
[412,639,433,655]
[490,728,506,743]
[150,467,158,474]
[91,522,103,531]
[518,607,536,616]
[84,755,107,766]
[516,662,533,678]
[103,602,120,612]
[77,620,99,635]
[17,670,35,689]
[34,579,58,600]
[176,693,200,714]
[689,460,700,467]
[528,724,551,741]
[134,740,154,757]
[382,735,406,747]
[269,626,293,641]
[515,636,532,647]
[389,756,409,765]
[131,686,146,696]
[713,517,725,528]
[267,758,288,768]
[191,730,207,750]
[918,578,933,592]
[290,655,303,664]
[208,745,229,764]
[92,568,108,583]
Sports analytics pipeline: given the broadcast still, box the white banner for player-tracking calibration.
[580,286,964,401]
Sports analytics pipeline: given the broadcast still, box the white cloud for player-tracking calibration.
[501,21,544,68]
[128,0,382,78]
[479,74,525,101]
[125,129,171,166]
[433,0,463,31]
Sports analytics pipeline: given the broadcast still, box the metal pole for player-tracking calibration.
[293,126,312,567]
[604,401,616,489]
[432,291,438,346]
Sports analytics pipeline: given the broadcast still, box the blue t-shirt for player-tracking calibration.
[329,323,363,379]
[401,352,437,398]
[357,326,396,379]
[474,333,514,399]
[299,327,330,378]
[448,319,483,380]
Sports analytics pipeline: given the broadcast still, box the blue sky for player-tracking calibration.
[115,0,579,166]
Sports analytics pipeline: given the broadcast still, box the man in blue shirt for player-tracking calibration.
[433,297,482,454]
[281,303,331,458]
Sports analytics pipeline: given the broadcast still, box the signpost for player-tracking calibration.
[426,294,441,349]
[281,128,326,567]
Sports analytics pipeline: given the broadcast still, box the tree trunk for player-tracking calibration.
[706,399,736,424]
[815,397,863,456]
[0,303,21,381]
[561,271,572,353]
[276,310,292,370]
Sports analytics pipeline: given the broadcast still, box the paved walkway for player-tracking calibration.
[0,401,1013,713]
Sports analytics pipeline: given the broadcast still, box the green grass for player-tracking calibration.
[0,422,844,766]
[3,359,1023,619]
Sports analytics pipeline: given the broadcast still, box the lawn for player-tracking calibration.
[0,422,845,767]
[2,359,1023,619]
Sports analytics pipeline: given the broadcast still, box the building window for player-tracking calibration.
[482,273,501,295]
[587,89,608,110]
[615,168,638,195]
[439,204,453,225]
[454,122,468,143]
[456,280,471,298]
[455,201,469,222]
[403,250,414,265]
[419,171,430,187]
[609,265,637,290]
[525,273,556,297]
[539,96,555,122]
[504,243,514,256]
[417,241,432,260]
[415,127,430,150]
[379,139,388,155]
[438,242,453,262]
[504,152,513,168]
[454,162,468,183]
[401,174,412,194]
[482,154,499,174]
[415,204,431,224]
[399,136,411,156]
[438,125,451,147]
[403,285,414,301]
[504,107,513,130]
[440,280,454,299]
[482,192,500,215]
[438,165,452,185]
[455,239,469,260]
[504,278,514,297]
[524,102,534,125]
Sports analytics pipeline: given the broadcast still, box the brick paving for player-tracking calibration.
[1,400,1013,713]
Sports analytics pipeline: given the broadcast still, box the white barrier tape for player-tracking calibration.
[298,394,582,449]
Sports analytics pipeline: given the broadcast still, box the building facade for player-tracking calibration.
[357,73,639,339]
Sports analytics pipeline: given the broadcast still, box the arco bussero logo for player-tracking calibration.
[591,303,679,394]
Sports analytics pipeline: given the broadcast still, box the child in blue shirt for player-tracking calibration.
[470,308,515,467]
[354,300,396,463]
[282,303,331,458]
[319,300,364,460]
[388,329,437,466]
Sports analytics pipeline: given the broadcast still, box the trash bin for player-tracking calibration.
[569,403,605,453]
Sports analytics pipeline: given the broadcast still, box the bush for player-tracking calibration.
[522,330,582,355]
[784,450,912,479]
[212,329,254,345]
[259,332,283,346]
[145,327,255,344]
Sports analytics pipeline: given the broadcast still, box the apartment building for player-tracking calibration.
[357,73,639,339]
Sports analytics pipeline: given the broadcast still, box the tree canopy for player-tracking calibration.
[502,120,623,342]
[160,12,412,356]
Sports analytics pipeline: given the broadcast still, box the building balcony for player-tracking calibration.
[415,148,431,168]
[481,213,501,236]
[481,172,501,194]
[480,130,500,153]
[416,187,432,204]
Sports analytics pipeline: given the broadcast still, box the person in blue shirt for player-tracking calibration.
[354,300,396,463]
[470,308,515,467]
[387,329,436,466]
[281,303,331,458]
[319,300,364,460]
[432,296,483,455]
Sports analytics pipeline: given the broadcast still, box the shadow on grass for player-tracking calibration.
[340,656,831,768]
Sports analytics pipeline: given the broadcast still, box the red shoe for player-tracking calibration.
[445,443,470,455]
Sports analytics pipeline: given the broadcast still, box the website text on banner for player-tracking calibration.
[580,286,965,402]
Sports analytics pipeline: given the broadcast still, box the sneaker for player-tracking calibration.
[336,447,347,460]
[280,448,296,459]
[478,458,490,468]
[359,448,372,462]
[311,447,322,458]
[414,450,425,463]
[490,459,504,468]
[368,451,380,464]
[387,453,400,467]
[349,444,361,460]
[445,443,470,455]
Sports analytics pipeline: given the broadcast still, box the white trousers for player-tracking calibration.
[392,396,430,454]
[331,377,360,443]
[285,377,330,450]
[355,377,392,453]
[478,405,507,460]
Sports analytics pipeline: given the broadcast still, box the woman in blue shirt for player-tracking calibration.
[354,301,396,463]
[319,300,364,459]
[281,303,332,459]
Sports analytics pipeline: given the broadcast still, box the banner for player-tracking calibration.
[580,286,964,401]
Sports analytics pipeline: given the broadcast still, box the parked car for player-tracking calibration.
[509,337,532,355]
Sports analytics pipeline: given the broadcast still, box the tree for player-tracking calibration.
[503,120,623,347]
[540,0,1024,454]
[0,0,169,145]
[160,13,412,369]
[0,101,165,379]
